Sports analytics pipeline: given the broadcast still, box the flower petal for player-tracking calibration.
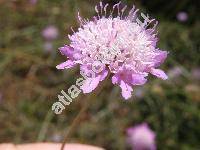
[150,68,168,80]
[56,60,76,70]
[131,74,147,85]
[80,76,101,93]
[59,45,82,60]
[154,51,168,67]
[112,74,119,84]
[80,65,96,78]
[99,69,108,81]
[59,45,74,57]
[120,80,133,100]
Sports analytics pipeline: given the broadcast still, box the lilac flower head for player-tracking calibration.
[191,68,200,80]
[176,11,188,22]
[134,87,145,99]
[127,123,156,150]
[168,66,183,79]
[44,42,53,52]
[57,1,168,99]
[42,25,59,40]
[29,0,37,5]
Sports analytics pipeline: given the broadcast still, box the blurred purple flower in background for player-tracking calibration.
[191,68,200,80]
[176,11,188,22]
[29,0,37,5]
[168,66,183,79]
[127,123,156,150]
[42,25,59,41]
[43,42,53,52]
[134,87,145,99]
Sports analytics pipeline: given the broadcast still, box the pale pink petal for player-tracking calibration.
[150,68,168,80]
[80,76,101,93]
[99,69,108,81]
[80,65,95,78]
[111,75,119,84]
[154,51,168,67]
[80,64,107,93]
[73,52,83,60]
[131,74,147,85]
[56,60,76,70]
[120,80,133,100]
[59,45,82,60]
[59,45,74,57]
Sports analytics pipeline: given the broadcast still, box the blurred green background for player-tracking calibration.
[0,0,199,149]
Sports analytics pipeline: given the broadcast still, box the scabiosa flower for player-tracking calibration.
[42,25,59,41]
[43,41,53,52]
[127,123,156,150]
[134,87,145,99]
[176,11,188,22]
[191,68,200,80]
[56,1,168,99]
[168,66,183,79]
[29,0,37,5]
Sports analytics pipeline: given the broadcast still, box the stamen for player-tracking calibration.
[83,18,89,24]
[127,5,135,18]
[121,5,127,19]
[104,3,109,17]
[110,3,118,18]
[95,5,100,19]
[132,9,139,21]
[86,18,90,24]
[71,27,75,33]
[77,12,83,26]
[149,21,158,34]
[141,13,151,28]
[117,1,122,17]
[153,21,158,29]
[100,1,103,16]
[127,6,139,22]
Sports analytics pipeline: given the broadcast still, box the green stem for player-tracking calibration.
[61,73,110,150]
[37,109,54,141]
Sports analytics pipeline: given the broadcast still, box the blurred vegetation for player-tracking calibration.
[0,0,199,150]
